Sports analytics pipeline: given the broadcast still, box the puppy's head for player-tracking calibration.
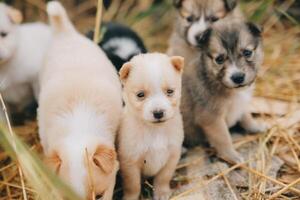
[120,53,184,124]
[198,22,263,89]
[45,144,117,199]
[0,3,22,64]
[173,0,239,47]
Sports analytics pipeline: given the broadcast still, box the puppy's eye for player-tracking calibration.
[166,89,174,97]
[210,16,219,22]
[242,49,253,58]
[0,32,8,38]
[186,15,194,23]
[136,91,145,100]
[215,55,226,65]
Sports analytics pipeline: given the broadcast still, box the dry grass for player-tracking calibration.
[0,0,299,199]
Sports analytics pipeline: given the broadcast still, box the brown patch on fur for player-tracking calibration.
[119,62,132,82]
[44,151,62,174]
[93,146,116,174]
[170,56,185,73]
[7,6,22,24]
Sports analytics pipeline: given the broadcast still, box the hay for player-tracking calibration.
[0,0,299,199]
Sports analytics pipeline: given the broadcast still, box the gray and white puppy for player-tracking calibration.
[168,0,244,65]
[181,22,267,163]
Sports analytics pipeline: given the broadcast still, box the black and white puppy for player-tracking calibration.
[87,22,147,71]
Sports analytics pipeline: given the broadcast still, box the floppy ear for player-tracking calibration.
[173,0,184,8]
[93,146,116,174]
[223,0,237,11]
[119,62,132,83]
[170,56,184,73]
[246,22,263,38]
[6,6,23,24]
[198,28,212,49]
[44,152,61,174]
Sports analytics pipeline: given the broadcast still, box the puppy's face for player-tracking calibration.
[46,145,117,199]
[173,0,238,47]
[120,53,184,124]
[0,4,22,64]
[200,22,264,89]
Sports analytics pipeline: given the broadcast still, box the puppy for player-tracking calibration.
[167,0,244,65]
[87,22,147,71]
[181,22,267,163]
[0,3,51,122]
[38,2,122,199]
[118,53,184,200]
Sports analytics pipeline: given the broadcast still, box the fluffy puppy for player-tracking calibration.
[167,0,244,65]
[86,22,147,71]
[0,3,51,122]
[118,53,184,200]
[181,22,267,163]
[38,2,122,199]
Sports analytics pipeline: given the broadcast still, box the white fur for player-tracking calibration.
[119,53,184,199]
[187,15,208,46]
[56,103,111,197]
[38,2,122,198]
[102,37,141,60]
[0,3,51,119]
[226,86,253,127]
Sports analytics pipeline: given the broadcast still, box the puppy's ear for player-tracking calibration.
[170,56,184,73]
[44,152,61,174]
[93,145,116,174]
[223,0,237,11]
[7,6,23,24]
[246,22,263,38]
[173,0,184,8]
[198,28,212,49]
[119,62,132,83]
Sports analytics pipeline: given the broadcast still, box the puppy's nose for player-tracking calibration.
[195,33,204,44]
[153,110,164,120]
[231,73,245,85]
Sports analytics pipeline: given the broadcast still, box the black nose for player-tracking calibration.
[195,33,204,44]
[153,110,164,120]
[231,73,245,84]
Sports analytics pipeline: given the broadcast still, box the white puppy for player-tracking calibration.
[118,53,184,200]
[38,1,122,199]
[0,3,51,121]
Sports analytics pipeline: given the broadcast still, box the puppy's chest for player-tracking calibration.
[140,130,170,176]
[225,89,253,127]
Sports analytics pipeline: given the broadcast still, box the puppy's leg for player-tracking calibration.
[240,112,269,133]
[201,119,244,164]
[121,162,141,200]
[102,161,119,200]
[153,149,180,200]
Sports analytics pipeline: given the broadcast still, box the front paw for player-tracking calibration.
[246,121,270,133]
[219,150,244,164]
[154,187,171,200]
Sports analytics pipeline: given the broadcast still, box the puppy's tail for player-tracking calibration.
[47,1,74,34]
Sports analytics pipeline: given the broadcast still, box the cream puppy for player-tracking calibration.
[118,53,184,200]
[0,3,51,121]
[38,2,122,199]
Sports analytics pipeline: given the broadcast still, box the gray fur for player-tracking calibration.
[181,22,264,149]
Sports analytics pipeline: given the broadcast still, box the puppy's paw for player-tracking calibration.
[246,121,270,134]
[122,193,139,200]
[154,187,171,200]
[219,150,244,164]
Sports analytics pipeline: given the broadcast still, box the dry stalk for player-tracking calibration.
[0,93,28,200]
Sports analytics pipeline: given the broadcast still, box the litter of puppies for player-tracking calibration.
[0,0,299,200]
